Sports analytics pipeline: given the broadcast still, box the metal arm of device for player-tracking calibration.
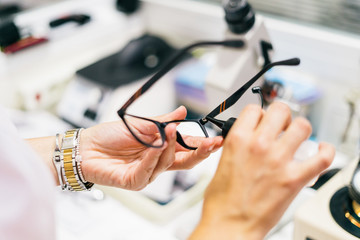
[205,0,273,120]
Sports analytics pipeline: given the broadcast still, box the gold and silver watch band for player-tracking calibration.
[53,129,94,191]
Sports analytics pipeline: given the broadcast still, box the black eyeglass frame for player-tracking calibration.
[117,39,300,150]
[120,113,209,149]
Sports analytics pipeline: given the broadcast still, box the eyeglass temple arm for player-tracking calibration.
[117,40,245,115]
[205,57,300,119]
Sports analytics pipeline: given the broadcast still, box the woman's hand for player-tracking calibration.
[190,102,335,240]
[79,106,223,190]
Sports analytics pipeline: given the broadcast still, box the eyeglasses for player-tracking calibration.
[117,40,300,150]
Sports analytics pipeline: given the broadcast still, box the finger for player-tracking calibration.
[175,134,213,150]
[154,105,187,122]
[125,115,160,136]
[129,106,187,136]
[169,136,223,170]
[135,138,166,187]
[255,101,292,140]
[149,123,177,182]
[228,104,263,138]
[276,117,312,159]
[291,142,335,184]
[175,135,223,154]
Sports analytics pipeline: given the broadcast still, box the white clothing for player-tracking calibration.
[0,107,55,240]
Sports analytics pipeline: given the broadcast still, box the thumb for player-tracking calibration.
[154,106,187,122]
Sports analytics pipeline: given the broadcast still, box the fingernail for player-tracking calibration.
[208,145,214,152]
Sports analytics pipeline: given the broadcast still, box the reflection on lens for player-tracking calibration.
[176,121,207,148]
[123,114,163,147]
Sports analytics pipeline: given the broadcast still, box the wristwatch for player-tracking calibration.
[60,129,94,191]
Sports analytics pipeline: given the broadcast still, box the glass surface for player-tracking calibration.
[123,114,163,147]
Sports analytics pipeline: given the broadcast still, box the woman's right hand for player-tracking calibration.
[190,102,335,240]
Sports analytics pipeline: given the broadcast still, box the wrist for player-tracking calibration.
[189,205,266,240]
[27,136,60,185]
[189,218,245,240]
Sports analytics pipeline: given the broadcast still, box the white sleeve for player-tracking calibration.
[0,108,56,240]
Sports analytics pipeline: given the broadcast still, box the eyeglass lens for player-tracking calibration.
[123,86,263,149]
[175,121,208,149]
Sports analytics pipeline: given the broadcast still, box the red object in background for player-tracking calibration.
[35,93,41,102]
[2,36,48,54]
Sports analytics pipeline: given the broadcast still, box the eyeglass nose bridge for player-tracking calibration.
[158,121,198,150]
[176,131,197,150]
[162,120,210,150]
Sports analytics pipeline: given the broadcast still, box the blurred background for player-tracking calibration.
[0,0,359,239]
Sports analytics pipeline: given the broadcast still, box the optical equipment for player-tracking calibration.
[294,91,360,240]
[294,157,360,240]
[205,0,273,120]
[116,0,140,14]
[223,0,255,34]
[117,39,300,150]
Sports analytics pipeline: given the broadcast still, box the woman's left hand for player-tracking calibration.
[79,106,223,190]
